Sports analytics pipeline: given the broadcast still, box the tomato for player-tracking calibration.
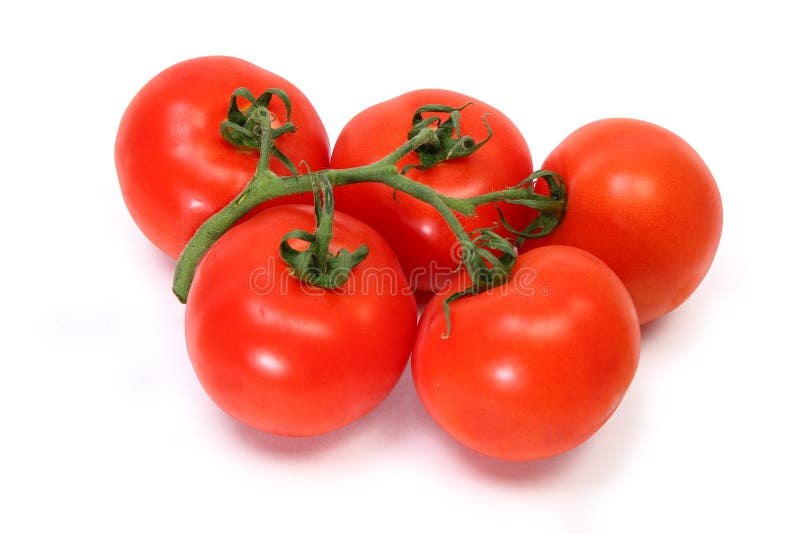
[185,205,417,436]
[115,56,330,258]
[330,89,533,292]
[523,118,722,324]
[412,246,640,461]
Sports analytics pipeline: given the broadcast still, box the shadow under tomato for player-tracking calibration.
[225,415,358,458]
[422,378,646,487]
[452,442,585,484]
[639,306,706,363]
[640,312,679,342]
[222,346,643,485]
[224,361,426,459]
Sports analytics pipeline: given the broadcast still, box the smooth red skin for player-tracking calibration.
[330,89,533,292]
[523,118,723,324]
[185,205,417,437]
[115,56,330,258]
[412,246,640,461]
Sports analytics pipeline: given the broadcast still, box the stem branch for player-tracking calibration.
[172,109,565,303]
[173,127,450,302]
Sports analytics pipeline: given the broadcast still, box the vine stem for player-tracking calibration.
[173,118,561,302]
[175,126,451,302]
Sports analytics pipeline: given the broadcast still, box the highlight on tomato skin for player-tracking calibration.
[411,245,641,461]
[524,117,723,325]
[115,56,330,259]
[184,205,418,437]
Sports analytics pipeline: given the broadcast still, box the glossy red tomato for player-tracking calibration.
[185,205,417,436]
[330,89,533,292]
[524,118,722,324]
[115,56,330,258]
[412,246,640,461]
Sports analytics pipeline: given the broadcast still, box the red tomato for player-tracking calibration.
[330,89,533,292]
[412,246,640,461]
[185,205,417,436]
[115,56,330,258]
[524,118,722,324]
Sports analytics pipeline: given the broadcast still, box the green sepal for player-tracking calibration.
[279,231,369,289]
[278,174,370,289]
[271,146,299,176]
[404,103,493,172]
[219,87,298,175]
[441,227,518,339]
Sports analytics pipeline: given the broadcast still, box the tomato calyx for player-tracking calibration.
[440,226,517,338]
[403,103,492,173]
[279,175,369,288]
[220,87,299,175]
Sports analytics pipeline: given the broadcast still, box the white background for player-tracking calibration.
[1,1,798,532]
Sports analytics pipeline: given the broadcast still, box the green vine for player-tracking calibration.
[172,88,567,336]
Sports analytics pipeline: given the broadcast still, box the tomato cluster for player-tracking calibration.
[116,56,722,462]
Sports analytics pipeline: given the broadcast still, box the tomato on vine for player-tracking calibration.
[185,204,417,436]
[117,58,703,458]
[523,118,722,324]
[412,246,641,461]
[330,89,535,293]
[115,56,330,258]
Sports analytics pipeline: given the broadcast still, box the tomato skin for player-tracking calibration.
[412,246,640,461]
[330,89,533,292]
[185,205,417,436]
[524,118,722,324]
[115,56,330,258]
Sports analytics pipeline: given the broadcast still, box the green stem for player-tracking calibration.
[173,127,440,302]
[377,171,474,252]
[255,113,274,176]
[443,189,564,216]
[172,121,563,303]
[309,175,334,272]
